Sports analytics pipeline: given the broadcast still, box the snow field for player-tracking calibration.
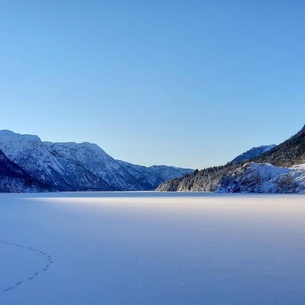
[1,192,305,305]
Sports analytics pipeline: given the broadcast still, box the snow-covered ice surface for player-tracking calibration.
[1,192,305,305]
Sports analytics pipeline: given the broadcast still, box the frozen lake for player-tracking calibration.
[1,192,305,305]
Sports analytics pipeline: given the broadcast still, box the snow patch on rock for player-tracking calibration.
[218,162,305,193]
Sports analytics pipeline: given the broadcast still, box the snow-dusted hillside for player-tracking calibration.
[218,162,305,193]
[0,130,193,192]
[158,124,305,193]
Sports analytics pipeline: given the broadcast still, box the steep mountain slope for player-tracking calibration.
[45,142,147,191]
[0,130,193,192]
[0,150,46,192]
[231,145,276,164]
[0,130,73,190]
[157,124,305,193]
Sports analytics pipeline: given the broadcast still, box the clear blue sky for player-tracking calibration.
[0,1,304,169]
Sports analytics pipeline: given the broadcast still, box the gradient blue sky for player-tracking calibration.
[0,1,304,169]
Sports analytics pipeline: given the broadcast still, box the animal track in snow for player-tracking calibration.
[0,240,54,293]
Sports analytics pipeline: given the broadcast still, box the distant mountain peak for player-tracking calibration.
[0,130,41,143]
[231,145,276,164]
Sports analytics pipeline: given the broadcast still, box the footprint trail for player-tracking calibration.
[0,240,54,293]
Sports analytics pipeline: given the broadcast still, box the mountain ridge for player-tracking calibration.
[0,130,193,192]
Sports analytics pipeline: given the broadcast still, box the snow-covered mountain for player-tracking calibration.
[117,160,193,188]
[218,162,305,193]
[157,124,305,193]
[0,130,193,192]
[0,131,74,190]
[45,142,148,191]
[231,145,276,164]
[157,144,279,192]
[0,150,44,192]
